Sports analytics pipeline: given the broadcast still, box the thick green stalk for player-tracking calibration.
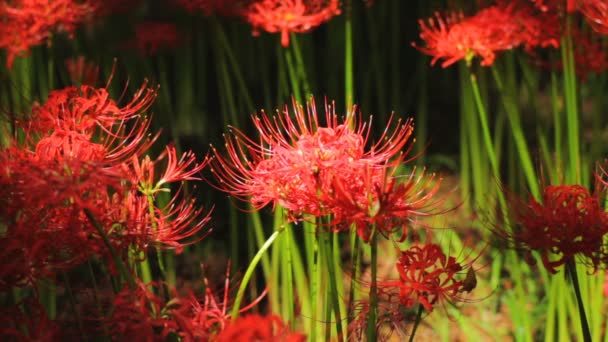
[344,0,354,110]
[284,47,303,104]
[561,17,580,183]
[567,261,592,342]
[365,230,378,341]
[230,229,282,321]
[490,66,539,199]
[321,232,344,341]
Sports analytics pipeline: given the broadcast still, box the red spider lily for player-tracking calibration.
[131,145,208,189]
[90,0,143,17]
[209,97,414,219]
[64,56,99,86]
[244,0,341,47]
[25,81,157,135]
[171,262,268,340]
[174,0,252,16]
[130,21,182,56]
[108,282,180,341]
[580,0,608,34]
[381,243,467,312]
[0,0,94,68]
[1,79,211,284]
[215,314,306,342]
[495,184,608,273]
[414,3,559,68]
[327,163,447,242]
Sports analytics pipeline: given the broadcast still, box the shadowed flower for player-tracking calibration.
[414,3,559,67]
[108,282,180,341]
[209,97,414,221]
[388,243,467,311]
[215,314,306,342]
[244,0,341,46]
[580,0,608,34]
[0,297,63,341]
[494,184,608,273]
[0,0,94,68]
[0,79,211,287]
[90,0,143,17]
[531,0,577,13]
[130,21,182,56]
[174,0,252,16]
[65,56,99,86]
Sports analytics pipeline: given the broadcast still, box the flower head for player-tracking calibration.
[414,3,559,67]
[580,0,608,34]
[215,314,306,342]
[327,164,446,242]
[244,0,341,46]
[0,0,94,68]
[209,97,414,221]
[495,184,608,273]
[388,243,468,311]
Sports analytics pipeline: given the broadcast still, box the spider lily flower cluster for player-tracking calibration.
[0,80,211,289]
[494,184,608,274]
[209,97,445,242]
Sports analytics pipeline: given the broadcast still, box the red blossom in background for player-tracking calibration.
[414,3,559,67]
[64,56,100,86]
[494,184,608,273]
[383,243,467,311]
[580,0,608,34]
[215,314,306,342]
[0,298,62,341]
[108,282,180,341]
[0,0,94,68]
[174,0,253,16]
[90,0,143,17]
[129,21,183,56]
[244,0,341,47]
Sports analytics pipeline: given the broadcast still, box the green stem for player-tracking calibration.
[567,260,592,342]
[365,229,378,341]
[84,209,136,289]
[408,305,424,342]
[561,16,580,184]
[322,231,344,340]
[309,222,320,342]
[344,0,354,110]
[230,229,282,321]
[490,65,540,199]
[468,70,508,216]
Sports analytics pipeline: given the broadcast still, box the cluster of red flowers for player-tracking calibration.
[494,184,608,273]
[174,0,341,47]
[245,0,341,47]
[210,98,445,242]
[103,264,303,340]
[415,0,608,76]
[0,79,211,290]
[0,0,95,68]
[414,2,559,67]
